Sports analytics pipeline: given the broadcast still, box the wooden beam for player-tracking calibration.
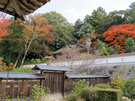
[10,0,23,15]
[17,1,33,13]
[40,79,43,88]
[22,79,25,94]
[4,0,11,12]
[21,10,29,15]
[0,4,14,12]
[0,79,2,94]
[11,82,15,99]
[29,0,43,7]
[62,71,66,98]
[18,0,37,10]
[0,4,4,8]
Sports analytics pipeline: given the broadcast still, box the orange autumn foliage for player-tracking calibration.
[0,58,14,71]
[103,24,135,53]
[21,15,55,42]
[79,33,99,45]
[0,14,10,41]
[79,38,84,42]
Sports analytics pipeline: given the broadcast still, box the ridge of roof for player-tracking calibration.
[32,64,73,72]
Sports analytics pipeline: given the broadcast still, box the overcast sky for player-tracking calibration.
[33,0,135,24]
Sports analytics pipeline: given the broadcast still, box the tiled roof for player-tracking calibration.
[32,65,73,72]
[66,74,110,79]
[0,72,45,79]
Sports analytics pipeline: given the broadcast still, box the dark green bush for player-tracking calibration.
[122,80,135,100]
[81,87,123,101]
[94,83,111,89]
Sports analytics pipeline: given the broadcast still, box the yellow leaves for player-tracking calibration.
[111,73,126,89]
[0,57,14,71]
[38,34,45,37]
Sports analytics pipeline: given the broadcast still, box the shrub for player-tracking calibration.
[111,73,126,89]
[68,80,87,100]
[80,54,92,58]
[12,67,33,73]
[68,93,78,101]
[94,83,111,89]
[81,87,123,101]
[35,59,42,63]
[31,86,50,101]
[122,80,135,100]
[0,92,26,101]
[133,75,135,81]
[41,58,48,62]
[78,72,86,75]
[31,58,36,63]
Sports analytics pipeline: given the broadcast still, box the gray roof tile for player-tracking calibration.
[66,74,110,79]
[32,65,73,72]
[0,72,45,79]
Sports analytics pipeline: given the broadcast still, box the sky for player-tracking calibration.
[33,0,135,24]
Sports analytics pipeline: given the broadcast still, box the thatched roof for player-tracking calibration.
[0,0,50,20]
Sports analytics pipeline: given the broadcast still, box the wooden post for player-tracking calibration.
[0,79,2,95]
[89,78,91,87]
[40,79,43,88]
[12,82,15,100]
[22,79,25,96]
[68,79,69,93]
[0,79,2,94]
[62,71,66,98]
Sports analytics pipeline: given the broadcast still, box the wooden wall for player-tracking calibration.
[0,77,109,100]
[0,81,40,100]
[42,72,64,94]
[65,78,110,94]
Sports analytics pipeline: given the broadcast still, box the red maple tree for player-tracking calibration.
[0,14,10,41]
[103,24,135,53]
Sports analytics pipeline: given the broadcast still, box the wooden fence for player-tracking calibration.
[65,78,109,94]
[0,77,110,100]
[0,81,40,99]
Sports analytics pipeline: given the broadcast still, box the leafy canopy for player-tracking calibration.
[103,24,135,53]
[0,14,11,41]
[41,11,73,51]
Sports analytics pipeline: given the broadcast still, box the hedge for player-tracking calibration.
[81,87,123,101]
[94,83,111,89]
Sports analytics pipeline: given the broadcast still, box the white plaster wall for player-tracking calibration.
[23,55,135,68]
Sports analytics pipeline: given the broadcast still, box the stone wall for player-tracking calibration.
[73,64,135,80]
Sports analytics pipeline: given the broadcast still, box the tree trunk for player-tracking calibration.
[85,37,91,54]
[20,37,34,68]
[20,51,27,68]
[13,54,21,68]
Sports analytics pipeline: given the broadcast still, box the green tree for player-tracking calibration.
[108,10,130,25]
[97,10,130,39]
[95,40,120,55]
[72,19,84,43]
[129,2,135,24]
[88,7,107,33]
[41,11,73,51]
[125,38,135,53]
[0,19,24,67]
[0,16,54,68]
[80,24,95,54]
